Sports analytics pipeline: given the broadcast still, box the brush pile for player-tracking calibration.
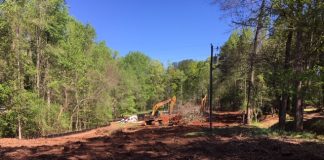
[177,102,205,124]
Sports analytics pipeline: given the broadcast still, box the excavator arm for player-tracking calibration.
[168,96,176,115]
[151,96,176,116]
[200,94,207,113]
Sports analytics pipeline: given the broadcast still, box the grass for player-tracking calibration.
[311,119,324,128]
[251,121,267,128]
[253,118,324,141]
[258,124,324,142]
[267,129,319,140]
[184,126,270,138]
[184,125,324,142]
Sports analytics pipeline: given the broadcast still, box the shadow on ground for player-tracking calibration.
[270,111,324,135]
[205,112,243,125]
[1,125,324,160]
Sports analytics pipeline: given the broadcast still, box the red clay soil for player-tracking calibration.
[1,112,324,160]
[0,123,130,148]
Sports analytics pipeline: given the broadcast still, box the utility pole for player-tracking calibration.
[209,44,214,132]
[209,44,218,133]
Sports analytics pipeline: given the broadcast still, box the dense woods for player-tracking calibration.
[0,0,323,139]
[214,0,323,130]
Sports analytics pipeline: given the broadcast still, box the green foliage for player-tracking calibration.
[216,29,252,111]
[165,65,187,98]
[118,52,166,112]
[168,59,209,103]
[9,90,45,137]
[0,0,323,138]
[0,84,10,104]
[92,94,113,124]
[0,111,16,137]
[0,0,140,138]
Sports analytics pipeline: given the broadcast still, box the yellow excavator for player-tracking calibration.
[145,96,177,125]
[200,94,207,114]
[151,96,176,116]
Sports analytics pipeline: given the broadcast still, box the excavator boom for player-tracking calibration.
[200,94,207,113]
[151,96,176,116]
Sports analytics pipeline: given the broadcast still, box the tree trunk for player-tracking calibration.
[75,82,80,130]
[244,77,247,106]
[295,81,303,131]
[279,30,293,130]
[17,37,22,89]
[75,107,79,130]
[36,28,41,95]
[18,117,22,140]
[321,83,324,110]
[294,29,304,131]
[58,87,68,123]
[46,60,51,107]
[47,89,51,107]
[12,25,23,89]
[246,0,265,124]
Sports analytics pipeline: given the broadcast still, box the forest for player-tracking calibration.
[0,0,323,142]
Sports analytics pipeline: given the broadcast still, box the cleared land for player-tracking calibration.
[0,112,324,160]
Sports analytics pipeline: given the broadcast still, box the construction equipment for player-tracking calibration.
[151,96,176,116]
[145,96,177,125]
[200,94,207,114]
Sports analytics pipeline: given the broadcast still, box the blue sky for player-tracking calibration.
[66,0,232,65]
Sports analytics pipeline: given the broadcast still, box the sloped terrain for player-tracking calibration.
[1,112,324,160]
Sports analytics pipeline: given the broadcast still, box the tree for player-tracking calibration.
[119,52,166,112]
[214,0,271,124]
[217,29,252,111]
[214,0,323,130]
[271,0,324,130]
[0,0,123,137]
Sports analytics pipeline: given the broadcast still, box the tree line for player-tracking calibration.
[214,0,323,130]
[0,0,211,138]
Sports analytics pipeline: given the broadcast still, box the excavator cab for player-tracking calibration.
[150,110,160,117]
